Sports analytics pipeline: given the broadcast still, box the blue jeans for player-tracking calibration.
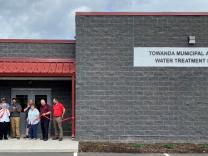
[29,123,38,139]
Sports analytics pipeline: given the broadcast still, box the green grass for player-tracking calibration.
[131,143,144,148]
[200,144,208,149]
[163,144,176,149]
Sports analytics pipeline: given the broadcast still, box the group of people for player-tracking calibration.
[0,97,65,141]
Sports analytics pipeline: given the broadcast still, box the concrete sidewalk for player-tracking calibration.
[0,137,79,152]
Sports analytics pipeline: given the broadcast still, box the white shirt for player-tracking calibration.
[27,108,40,125]
[0,109,10,122]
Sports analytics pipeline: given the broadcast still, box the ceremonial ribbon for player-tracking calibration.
[41,114,73,122]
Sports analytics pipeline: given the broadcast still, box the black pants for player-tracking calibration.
[40,119,50,139]
[0,122,9,139]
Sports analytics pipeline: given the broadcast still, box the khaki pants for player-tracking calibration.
[53,117,63,139]
[10,117,20,138]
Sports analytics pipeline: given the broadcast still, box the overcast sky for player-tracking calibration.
[0,0,208,39]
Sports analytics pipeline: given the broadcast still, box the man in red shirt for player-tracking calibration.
[52,97,65,141]
[40,99,51,141]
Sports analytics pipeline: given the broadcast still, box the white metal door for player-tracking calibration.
[11,88,52,137]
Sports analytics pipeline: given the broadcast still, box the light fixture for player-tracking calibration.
[188,36,195,45]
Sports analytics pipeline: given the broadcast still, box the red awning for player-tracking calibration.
[0,58,75,77]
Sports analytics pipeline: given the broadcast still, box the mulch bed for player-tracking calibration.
[79,142,208,153]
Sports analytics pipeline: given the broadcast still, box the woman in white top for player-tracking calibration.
[27,103,40,139]
[0,102,10,140]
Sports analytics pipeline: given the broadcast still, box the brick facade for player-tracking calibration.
[75,15,208,143]
[0,42,75,58]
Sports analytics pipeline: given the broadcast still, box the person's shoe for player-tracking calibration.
[4,137,8,140]
[43,138,48,141]
[0,138,2,140]
[17,137,20,140]
[59,138,63,141]
[23,135,29,139]
[52,137,58,140]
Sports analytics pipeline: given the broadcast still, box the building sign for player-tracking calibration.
[134,47,208,67]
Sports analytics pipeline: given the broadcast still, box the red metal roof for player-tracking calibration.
[0,58,75,77]
[0,39,75,44]
[76,12,208,16]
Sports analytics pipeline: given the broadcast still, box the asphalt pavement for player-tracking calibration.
[0,153,208,156]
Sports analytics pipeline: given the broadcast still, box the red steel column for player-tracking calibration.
[71,73,75,139]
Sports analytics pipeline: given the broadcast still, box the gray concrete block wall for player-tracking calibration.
[0,42,75,58]
[75,15,208,143]
[51,81,72,135]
